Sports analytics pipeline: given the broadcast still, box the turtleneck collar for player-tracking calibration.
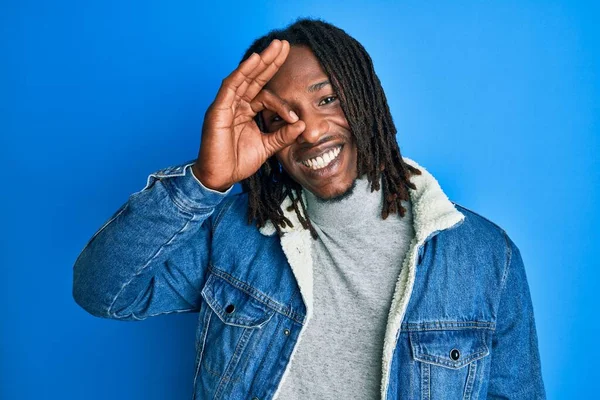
[304,175,394,228]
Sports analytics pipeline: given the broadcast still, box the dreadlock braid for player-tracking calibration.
[239,18,421,238]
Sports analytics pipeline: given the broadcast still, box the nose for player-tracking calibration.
[296,112,329,144]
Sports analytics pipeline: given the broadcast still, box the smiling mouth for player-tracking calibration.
[301,145,342,170]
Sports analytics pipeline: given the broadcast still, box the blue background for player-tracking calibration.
[1,1,598,399]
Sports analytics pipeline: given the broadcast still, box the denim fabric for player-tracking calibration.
[73,159,546,400]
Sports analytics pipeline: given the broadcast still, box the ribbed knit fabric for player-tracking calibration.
[274,175,415,399]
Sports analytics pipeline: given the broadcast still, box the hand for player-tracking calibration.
[193,39,306,191]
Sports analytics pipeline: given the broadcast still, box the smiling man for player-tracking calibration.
[73,18,546,399]
[261,45,359,202]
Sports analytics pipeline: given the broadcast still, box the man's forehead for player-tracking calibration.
[265,45,329,93]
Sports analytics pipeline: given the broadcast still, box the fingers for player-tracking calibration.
[213,39,289,110]
[241,40,289,102]
[262,120,306,158]
[249,89,299,124]
[213,52,261,110]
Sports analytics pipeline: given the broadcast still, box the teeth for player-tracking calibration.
[302,146,342,170]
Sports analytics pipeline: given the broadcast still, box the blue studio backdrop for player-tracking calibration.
[1,1,598,399]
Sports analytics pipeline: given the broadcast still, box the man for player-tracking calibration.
[73,18,546,399]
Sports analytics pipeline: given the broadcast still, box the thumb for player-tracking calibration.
[263,120,306,157]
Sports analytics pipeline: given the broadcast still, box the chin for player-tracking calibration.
[309,179,357,202]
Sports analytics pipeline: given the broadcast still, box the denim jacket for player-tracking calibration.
[73,157,546,399]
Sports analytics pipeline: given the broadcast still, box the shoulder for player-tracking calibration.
[452,202,509,238]
[445,202,514,262]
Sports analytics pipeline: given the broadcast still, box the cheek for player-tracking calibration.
[332,106,350,128]
[274,152,285,166]
[274,151,292,173]
[345,143,359,175]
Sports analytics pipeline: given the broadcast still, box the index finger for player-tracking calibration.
[249,89,299,125]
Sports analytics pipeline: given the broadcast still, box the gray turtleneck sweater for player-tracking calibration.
[274,176,415,399]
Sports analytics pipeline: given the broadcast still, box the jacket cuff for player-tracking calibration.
[187,164,233,195]
[147,161,233,214]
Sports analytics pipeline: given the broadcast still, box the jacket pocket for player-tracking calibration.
[409,328,491,400]
[193,272,276,399]
[202,272,275,328]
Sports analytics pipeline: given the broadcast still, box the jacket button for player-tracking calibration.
[283,329,290,336]
[450,348,460,361]
[225,304,235,314]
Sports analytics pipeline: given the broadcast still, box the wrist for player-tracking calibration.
[191,164,232,193]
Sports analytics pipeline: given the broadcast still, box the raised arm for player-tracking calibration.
[72,39,303,321]
[72,163,230,320]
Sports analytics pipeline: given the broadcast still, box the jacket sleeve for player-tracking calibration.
[72,161,232,321]
[487,234,546,399]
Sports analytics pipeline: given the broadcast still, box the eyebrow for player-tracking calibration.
[307,80,331,93]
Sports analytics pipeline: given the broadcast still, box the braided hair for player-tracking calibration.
[240,18,421,238]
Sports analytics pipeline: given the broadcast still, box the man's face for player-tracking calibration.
[262,45,358,200]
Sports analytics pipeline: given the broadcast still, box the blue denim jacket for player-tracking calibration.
[73,157,546,399]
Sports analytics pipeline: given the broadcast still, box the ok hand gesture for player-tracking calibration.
[193,39,305,191]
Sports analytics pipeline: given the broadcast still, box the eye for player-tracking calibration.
[271,114,283,123]
[318,96,338,106]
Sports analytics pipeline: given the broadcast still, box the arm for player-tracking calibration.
[73,39,302,321]
[72,162,231,321]
[487,235,546,399]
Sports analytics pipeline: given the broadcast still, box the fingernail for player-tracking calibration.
[289,110,298,121]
